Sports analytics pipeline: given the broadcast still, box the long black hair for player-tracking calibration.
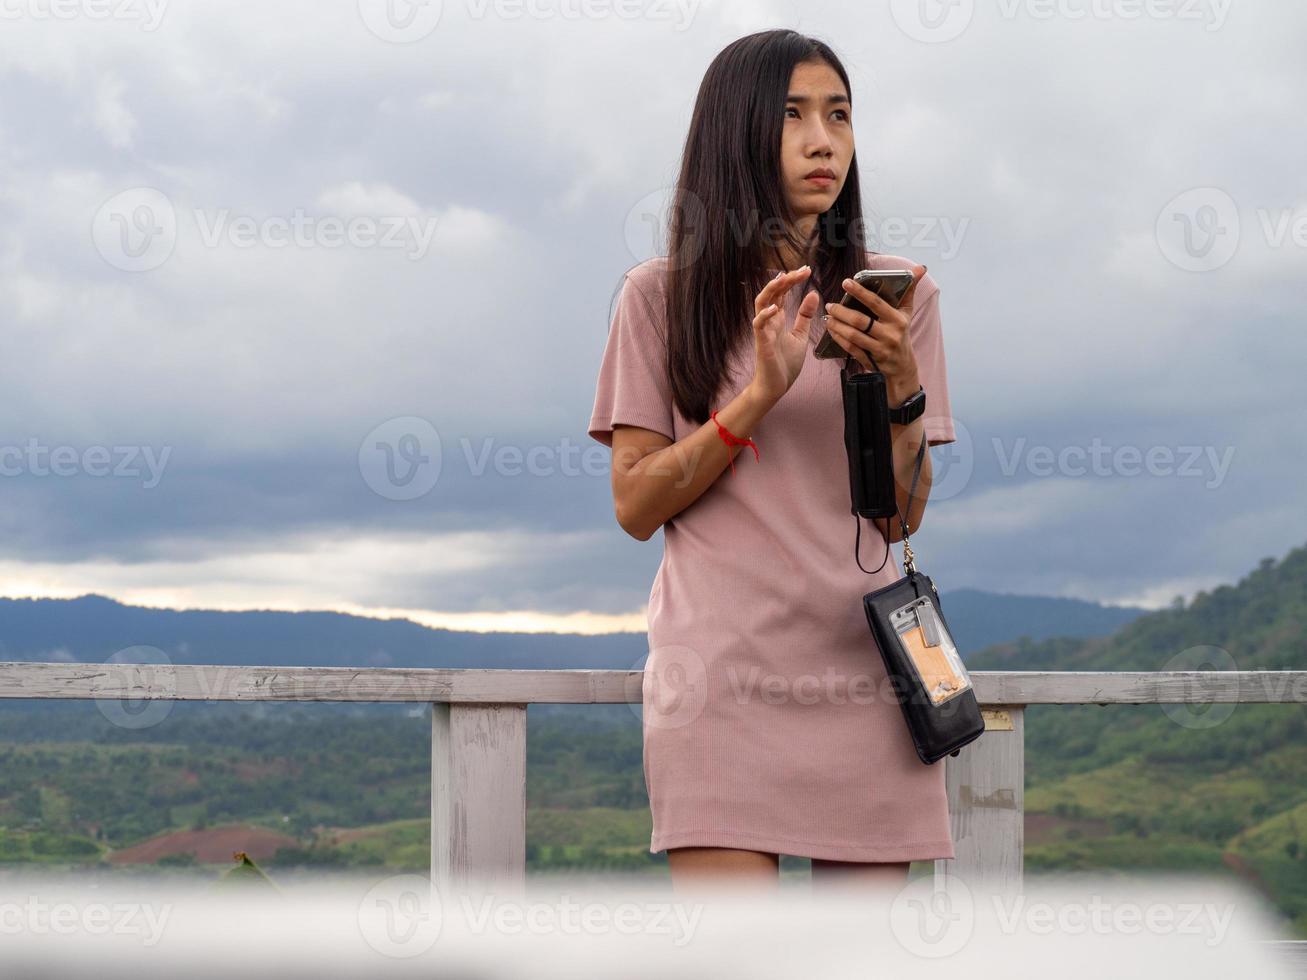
[665,28,868,426]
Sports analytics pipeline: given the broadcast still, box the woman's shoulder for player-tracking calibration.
[621,255,670,302]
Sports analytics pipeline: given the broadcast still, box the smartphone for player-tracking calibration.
[814,268,916,360]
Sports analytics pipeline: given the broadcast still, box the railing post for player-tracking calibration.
[936,705,1025,896]
[430,702,527,898]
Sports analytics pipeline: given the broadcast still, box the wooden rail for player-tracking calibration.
[1,663,1304,962]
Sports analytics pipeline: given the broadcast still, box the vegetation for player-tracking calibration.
[0,543,1303,936]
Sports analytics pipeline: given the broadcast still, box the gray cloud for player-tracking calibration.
[0,0,1303,620]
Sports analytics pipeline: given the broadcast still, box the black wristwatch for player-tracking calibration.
[888,385,926,425]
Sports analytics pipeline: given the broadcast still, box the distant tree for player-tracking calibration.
[290,813,315,842]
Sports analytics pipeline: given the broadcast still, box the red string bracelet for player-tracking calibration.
[710,409,759,476]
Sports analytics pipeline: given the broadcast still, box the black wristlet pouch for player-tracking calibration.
[841,360,896,519]
[839,353,986,764]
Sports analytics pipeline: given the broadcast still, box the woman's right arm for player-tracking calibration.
[610,265,819,541]
[610,382,777,541]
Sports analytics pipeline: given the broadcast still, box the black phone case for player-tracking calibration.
[841,366,896,518]
[814,269,915,359]
[862,571,986,764]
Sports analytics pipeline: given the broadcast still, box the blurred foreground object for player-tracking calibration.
[0,869,1300,979]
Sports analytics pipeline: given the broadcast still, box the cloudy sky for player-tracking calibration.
[0,0,1302,634]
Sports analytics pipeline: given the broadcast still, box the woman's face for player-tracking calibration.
[780,59,853,224]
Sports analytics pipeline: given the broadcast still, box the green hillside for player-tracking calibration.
[0,543,1302,932]
[970,544,1307,934]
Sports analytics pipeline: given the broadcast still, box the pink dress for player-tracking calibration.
[587,251,958,861]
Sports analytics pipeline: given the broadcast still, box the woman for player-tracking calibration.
[587,29,958,893]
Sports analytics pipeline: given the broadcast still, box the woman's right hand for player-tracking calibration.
[749,265,821,404]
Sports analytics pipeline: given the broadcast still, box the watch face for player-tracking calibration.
[894,389,925,422]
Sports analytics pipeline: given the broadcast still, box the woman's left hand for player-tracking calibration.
[821,265,926,400]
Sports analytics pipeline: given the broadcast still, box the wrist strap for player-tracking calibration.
[853,429,928,576]
[896,432,929,575]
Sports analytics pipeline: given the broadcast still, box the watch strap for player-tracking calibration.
[888,385,926,425]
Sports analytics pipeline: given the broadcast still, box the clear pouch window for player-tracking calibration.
[888,596,972,706]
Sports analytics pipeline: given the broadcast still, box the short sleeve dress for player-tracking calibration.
[587,252,958,861]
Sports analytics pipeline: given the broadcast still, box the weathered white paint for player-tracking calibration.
[937,706,1024,896]
[0,664,1303,704]
[431,702,526,899]
[3,660,1305,971]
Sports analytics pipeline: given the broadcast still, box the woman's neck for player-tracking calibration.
[770,218,820,270]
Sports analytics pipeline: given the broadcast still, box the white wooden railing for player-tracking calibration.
[0,663,1304,969]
